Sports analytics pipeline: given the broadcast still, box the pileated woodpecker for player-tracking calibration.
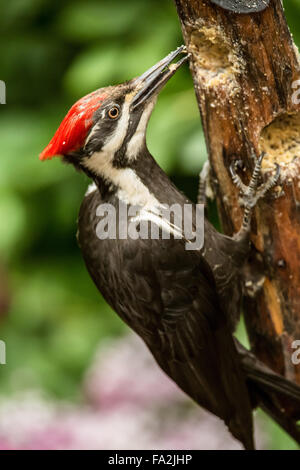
[40,46,300,449]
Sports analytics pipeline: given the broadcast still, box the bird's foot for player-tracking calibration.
[230,152,280,239]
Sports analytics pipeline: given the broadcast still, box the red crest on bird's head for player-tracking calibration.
[39,89,107,160]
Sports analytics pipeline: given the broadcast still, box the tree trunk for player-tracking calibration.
[174,0,300,397]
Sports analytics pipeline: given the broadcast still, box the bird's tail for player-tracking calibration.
[235,340,300,445]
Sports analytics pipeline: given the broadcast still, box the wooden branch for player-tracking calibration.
[174,0,300,403]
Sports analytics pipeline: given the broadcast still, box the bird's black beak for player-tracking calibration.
[131,46,190,110]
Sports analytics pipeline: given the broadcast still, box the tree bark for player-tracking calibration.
[174,0,300,399]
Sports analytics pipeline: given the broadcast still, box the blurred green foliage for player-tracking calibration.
[0,0,299,449]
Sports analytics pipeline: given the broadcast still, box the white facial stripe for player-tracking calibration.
[85,107,107,147]
[85,121,100,147]
[126,101,155,160]
[102,100,131,154]
[84,99,131,170]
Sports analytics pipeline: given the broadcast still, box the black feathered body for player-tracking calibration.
[77,155,254,449]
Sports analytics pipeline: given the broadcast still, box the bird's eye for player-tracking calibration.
[108,106,120,119]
